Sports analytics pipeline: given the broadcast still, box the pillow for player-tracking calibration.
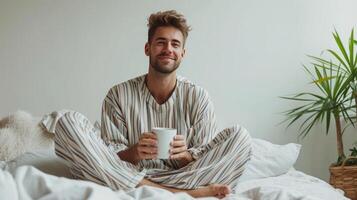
[238,138,301,182]
[0,110,54,161]
[6,149,72,178]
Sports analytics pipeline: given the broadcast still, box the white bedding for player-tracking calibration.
[0,164,347,200]
[233,170,347,200]
[0,112,348,199]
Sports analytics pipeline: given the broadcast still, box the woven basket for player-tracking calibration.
[330,156,357,200]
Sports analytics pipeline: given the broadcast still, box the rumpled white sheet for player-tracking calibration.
[233,170,348,200]
[0,165,348,200]
[0,165,194,200]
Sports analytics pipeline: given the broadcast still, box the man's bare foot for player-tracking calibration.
[189,184,231,198]
[138,179,231,199]
[208,184,231,198]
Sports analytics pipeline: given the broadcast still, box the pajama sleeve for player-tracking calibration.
[186,88,218,160]
[101,88,129,153]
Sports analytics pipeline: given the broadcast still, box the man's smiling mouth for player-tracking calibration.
[158,56,175,60]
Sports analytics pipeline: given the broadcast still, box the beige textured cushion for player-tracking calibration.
[0,111,54,161]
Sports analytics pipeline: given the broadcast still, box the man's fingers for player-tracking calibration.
[170,140,185,147]
[138,152,157,160]
[173,135,184,140]
[138,146,157,154]
[139,138,157,146]
[141,132,157,139]
[138,146,158,160]
[169,151,187,159]
[170,146,187,154]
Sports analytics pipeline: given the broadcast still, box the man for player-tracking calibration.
[42,10,251,198]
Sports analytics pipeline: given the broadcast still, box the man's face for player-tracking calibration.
[145,26,186,74]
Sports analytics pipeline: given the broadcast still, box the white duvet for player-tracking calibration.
[0,165,348,200]
[233,170,347,200]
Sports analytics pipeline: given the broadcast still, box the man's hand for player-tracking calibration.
[136,132,158,160]
[118,132,157,165]
[169,135,193,167]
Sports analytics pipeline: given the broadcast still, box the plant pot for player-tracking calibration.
[330,157,357,200]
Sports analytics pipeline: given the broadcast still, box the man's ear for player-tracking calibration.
[181,48,186,58]
[144,42,150,56]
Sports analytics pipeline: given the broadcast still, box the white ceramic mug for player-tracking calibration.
[152,127,177,159]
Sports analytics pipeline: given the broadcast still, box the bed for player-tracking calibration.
[0,111,348,200]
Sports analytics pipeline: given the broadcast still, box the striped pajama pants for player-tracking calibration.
[41,110,251,191]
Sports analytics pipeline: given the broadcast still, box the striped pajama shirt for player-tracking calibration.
[41,74,251,191]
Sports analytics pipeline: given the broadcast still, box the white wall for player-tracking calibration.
[1,0,356,181]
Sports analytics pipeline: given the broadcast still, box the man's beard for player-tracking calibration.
[149,55,181,74]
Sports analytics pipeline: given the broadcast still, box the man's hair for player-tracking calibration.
[147,10,191,45]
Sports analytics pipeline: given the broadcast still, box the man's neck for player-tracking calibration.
[146,70,177,105]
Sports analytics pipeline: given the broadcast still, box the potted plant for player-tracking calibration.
[281,29,357,199]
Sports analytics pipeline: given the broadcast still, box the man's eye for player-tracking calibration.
[172,43,180,48]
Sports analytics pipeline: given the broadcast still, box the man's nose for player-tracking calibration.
[163,43,173,53]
